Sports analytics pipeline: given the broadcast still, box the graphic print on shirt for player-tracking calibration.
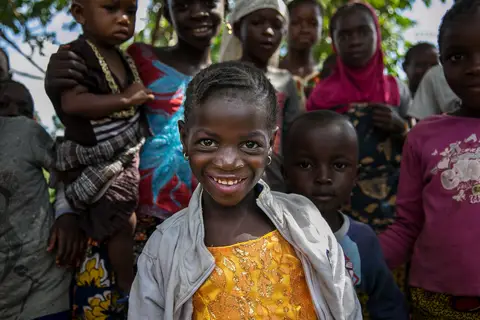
[338,236,361,287]
[431,133,480,203]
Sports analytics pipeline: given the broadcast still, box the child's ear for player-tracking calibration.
[70,2,86,25]
[178,120,188,156]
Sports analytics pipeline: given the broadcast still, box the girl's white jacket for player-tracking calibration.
[129,180,362,319]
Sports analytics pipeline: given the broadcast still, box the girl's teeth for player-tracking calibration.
[194,27,208,33]
[213,177,241,185]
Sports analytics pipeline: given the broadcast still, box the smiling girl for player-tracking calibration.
[129,61,361,319]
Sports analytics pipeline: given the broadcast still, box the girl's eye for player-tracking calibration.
[127,7,137,15]
[333,163,348,170]
[299,161,312,170]
[199,139,216,147]
[205,0,218,8]
[103,5,117,12]
[173,3,188,10]
[243,141,259,149]
[449,54,465,62]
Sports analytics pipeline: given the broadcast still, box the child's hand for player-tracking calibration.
[371,104,407,135]
[122,83,155,106]
[47,214,86,268]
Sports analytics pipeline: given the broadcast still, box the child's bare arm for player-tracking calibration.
[61,83,154,119]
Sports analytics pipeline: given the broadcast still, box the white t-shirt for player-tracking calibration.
[408,65,460,120]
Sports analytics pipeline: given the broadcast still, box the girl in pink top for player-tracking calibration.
[380,0,480,318]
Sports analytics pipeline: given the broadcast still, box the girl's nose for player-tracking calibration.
[314,167,333,184]
[264,27,275,36]
[213,148,243,170]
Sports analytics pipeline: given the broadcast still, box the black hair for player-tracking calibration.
[329,2,373,36]
[0,80,34,118]
[403,42,437,66]
[183,61,278,130]
[284,110,356,154]
[287,0,323,16]
[438,0,480,53]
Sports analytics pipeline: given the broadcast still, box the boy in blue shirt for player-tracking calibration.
[282,110,408,319]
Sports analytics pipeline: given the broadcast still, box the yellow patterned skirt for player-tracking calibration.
[410,288,480,320]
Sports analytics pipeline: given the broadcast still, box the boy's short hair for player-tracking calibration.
[284,110,354,154]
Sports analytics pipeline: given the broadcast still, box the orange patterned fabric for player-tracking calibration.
[192,230,317,319]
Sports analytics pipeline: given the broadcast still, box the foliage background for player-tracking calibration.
[1,0,445,133]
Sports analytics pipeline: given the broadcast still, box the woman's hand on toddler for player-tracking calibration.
[45,46,87,94]
[47,213,86,268]
[122,82,155,106]
[371,104,407,135]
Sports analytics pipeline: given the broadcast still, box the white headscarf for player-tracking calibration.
[219,0,288,67]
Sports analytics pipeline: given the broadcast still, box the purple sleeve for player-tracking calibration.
[379,136,425,269]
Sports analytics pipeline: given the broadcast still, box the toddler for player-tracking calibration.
[48,0,153,297]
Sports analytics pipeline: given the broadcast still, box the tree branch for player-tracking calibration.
[11,68,44,80]
[0,30,46,74]
[150,3,163,45]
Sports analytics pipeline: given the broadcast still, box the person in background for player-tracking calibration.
[283,110,409,320]
[380,0,480,318]
[402,42,439,97]
[220,0,302,192]
[0,80,34,118]
[46,1,226,317]
[0,79,56,202]
[0,48,11,82]
[129,61,361,319]
[0,81,78,320]
[407,63,460,120]
[279,0,323,101]
[306,1,412,311]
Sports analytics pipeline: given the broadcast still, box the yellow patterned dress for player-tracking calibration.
[192,230,317,319]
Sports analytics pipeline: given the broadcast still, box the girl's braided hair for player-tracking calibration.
[438,0,480,52]
[183,61,278,130]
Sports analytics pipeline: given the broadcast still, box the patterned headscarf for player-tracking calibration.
[219,0,288,67]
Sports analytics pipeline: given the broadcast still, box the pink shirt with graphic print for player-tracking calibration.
[380,115,480,296]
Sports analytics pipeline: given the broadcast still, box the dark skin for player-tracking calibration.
[441,12,480,118]
[280,2,322,78]
[235,9,285,71]
[48,214,86,268]
[283,120,358,232]
[403,46,439,96]
[333,7,407,138]
[179,94,277,247]
[0,82,33,118]
[65,0,154,119]
[44,0,224,93]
